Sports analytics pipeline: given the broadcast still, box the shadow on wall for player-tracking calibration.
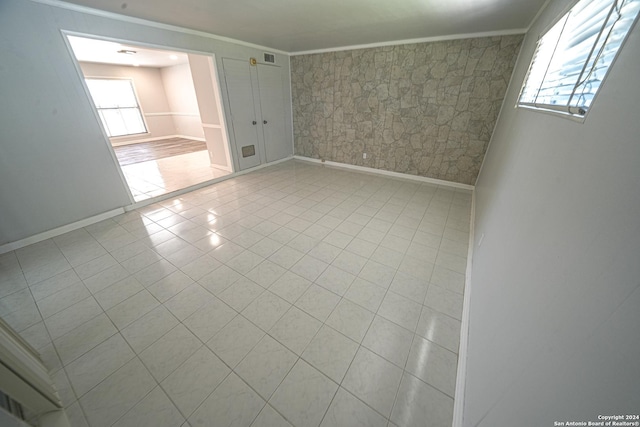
[291,35,523,185]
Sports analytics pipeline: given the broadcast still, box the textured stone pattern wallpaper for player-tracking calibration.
[291,35,523,185]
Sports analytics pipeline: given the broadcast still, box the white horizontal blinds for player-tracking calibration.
[537,0,615,108]
[519,0,640,115]
[519,17,567,104]
[85,79,147,137]
[571,0,640,108]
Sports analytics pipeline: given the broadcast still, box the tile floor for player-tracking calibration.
[120,150,231,202]
[0,160,470,427]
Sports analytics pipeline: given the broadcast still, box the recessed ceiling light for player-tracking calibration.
[170,55,178,60]
[132,62,140,67]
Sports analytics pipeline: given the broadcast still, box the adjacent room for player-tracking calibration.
[0,0,639,427]
[67,36,232,201]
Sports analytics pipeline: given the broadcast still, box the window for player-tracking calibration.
[85,78,147,137]
[518,0,640,117]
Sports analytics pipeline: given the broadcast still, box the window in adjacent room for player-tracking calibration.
[518,0,640,117]
[85,78,148,137]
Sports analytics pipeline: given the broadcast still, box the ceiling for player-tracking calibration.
[68,36,189,67]
[60,0,547,53]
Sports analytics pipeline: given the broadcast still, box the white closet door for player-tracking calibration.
[222,58,262,170]
[257,64,290,163]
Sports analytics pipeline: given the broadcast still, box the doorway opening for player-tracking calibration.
[66,35,233,202]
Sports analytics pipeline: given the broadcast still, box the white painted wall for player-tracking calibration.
[0,0,292,246]
[160,63,204,139]
[188,54,232,170]
[79,62,177,143]
[464,1,640,425]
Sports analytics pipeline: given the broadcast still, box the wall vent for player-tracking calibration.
[264,53,275,64]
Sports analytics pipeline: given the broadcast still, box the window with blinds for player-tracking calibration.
[85,78,148,137]
[518,0,640,117]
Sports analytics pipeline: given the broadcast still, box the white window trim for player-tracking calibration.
[84,76,150,138]
[516,0,640,121]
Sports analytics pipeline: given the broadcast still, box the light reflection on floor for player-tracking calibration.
[120,150,231,202]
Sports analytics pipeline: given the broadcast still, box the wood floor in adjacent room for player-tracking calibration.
[114,137,207,166]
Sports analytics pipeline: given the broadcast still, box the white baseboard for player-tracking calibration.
[292,156,474,191]
[0,156,296,254]
[0,208,124,255]
[452,189,476,427]
[175,134,206,142]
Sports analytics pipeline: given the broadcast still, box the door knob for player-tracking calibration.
[263,120,268,124]
[252,121,257,125]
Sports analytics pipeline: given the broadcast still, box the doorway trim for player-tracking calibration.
[60,30,235,202]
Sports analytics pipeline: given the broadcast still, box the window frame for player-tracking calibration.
[516,0,640,121]
[84,77,149,138]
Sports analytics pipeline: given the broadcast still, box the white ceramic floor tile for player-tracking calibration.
[29,269,81,300]
[343,278,387,313]
[218,277,265,312]
[134,259,177,288]
[358,260,397,289]
[5,160,470,427]
[180,296,236,342]
[429,265,465,294]
[307,242,342,264]
[388,272,429,304]
[295,285,341,322]
[112,386,185,427]
[198,264,242,295]
[164,283,215,321]
[235,335,297,400]
[331,251,367,276]
[107,289,160,330]
[45,296,102,341]
[315,266,356,296]
[139,324,202,381]
[362,316,414,368]
[390,373,453,427]
[301,326,359,384]
[121,305,179,354]
[268,271,311,303]
[270,360,338,427]
[54,313,117,365]
[404,336,458,397]
[79,358,156,427]
[377,292,422,332]
[188,373,265,427]
[342,347,403,418]
[147,271,194,303]
[161,346,231,417]
[415,306,461,354]
[245,260,287,288]
[269,306,322,355]
[290,255,329,282]
[423,284,463,320]
[251,404,293,427]
[325,299,374,343]
[206,315,265,368]
[94,276,144,311]
[241,291,291,331]
[66,333,135,397]
[320,388,387,427]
